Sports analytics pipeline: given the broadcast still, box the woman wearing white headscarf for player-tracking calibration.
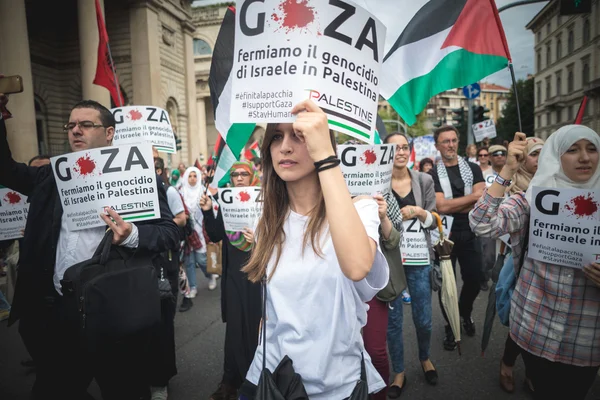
[181,167,217,302]
[469,126,600,400]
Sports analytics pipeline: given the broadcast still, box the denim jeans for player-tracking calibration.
[387,265,432,373]
[185,251,208,289]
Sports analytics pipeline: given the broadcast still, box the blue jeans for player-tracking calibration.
[387,265,432,373]
[185,251,208,289]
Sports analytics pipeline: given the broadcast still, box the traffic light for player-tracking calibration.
[175,133,182,151]
[473,105,489,123]
[451,108,465,128]
[560,0,591,15]
[432,117,446,128]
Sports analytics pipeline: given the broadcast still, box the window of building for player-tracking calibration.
[537,115,541,128]
[536,82,541,105]
[567,68,574,93]
[556,109,562,123]
[556,72,562,96]
[34,97,48,156]
[537,31,542,43]
[546,77,551,100]
[567,105,573,121]
[537,51,542,71]
[568,29,574,53]
[193,38,212,56]
[583,62,590,85]
[166,98,179,138]
[546,23,551,35]
[546,112,551,126]
[583,19,590,44]
[546,43,551,66]
[491,102,494,110]
[556,38,562,60]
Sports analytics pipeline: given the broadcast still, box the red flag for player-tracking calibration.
[574,95,588,125]
[93,0,122,106]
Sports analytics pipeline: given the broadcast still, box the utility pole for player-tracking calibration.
[467,100,474,146]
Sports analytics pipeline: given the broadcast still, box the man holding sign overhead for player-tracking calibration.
[0,95,179,399]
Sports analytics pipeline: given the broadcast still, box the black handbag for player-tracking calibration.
[60,230,161,351]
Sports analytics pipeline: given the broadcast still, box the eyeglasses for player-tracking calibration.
[491,151,507,157]
[439,138,458,146]
[478,153,489,157]
[231,172,251,178]
[63,121,105,132]
[395,145,410,153]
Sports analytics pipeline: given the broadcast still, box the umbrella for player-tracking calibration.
[431,212,461,355]
[481,242,508,357]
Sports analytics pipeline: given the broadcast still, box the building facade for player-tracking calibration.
[526,0,600,139]
[0,0,200,168]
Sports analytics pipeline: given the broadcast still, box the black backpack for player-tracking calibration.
[60,230,161,350]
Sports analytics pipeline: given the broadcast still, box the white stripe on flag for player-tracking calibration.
[215,74,233,141]
[210,144,236,189]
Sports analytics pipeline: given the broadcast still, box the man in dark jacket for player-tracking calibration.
[0,95,180,400]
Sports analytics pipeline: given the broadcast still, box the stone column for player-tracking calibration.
[196,96,208,162]
[183,26,201,165]
[0,0,38,163]
[78,0,111,107]
[129,1,162,105]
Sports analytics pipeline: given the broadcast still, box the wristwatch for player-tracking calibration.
[494,174,512,187]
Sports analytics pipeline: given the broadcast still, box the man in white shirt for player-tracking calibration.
[0,96,180,400]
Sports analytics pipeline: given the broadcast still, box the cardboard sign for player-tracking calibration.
[111,106,176,153]
[400,218,430,266]
[231,0,386,143]
[217,187,262,231]
[338,144,395,196]
[0,187,29,240]
[430,215,453,243]
[472,119,497,143]
[529,187,600,268]
[410,135,439,167]
[51,143,161,231]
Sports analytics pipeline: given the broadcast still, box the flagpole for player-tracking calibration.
[508,62,523,133]
[106,41,122,106]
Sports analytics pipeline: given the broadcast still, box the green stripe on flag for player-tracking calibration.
[387,50,508,125]
[122,213,156,221]
[374,131,382,144]
[226,123,256,156]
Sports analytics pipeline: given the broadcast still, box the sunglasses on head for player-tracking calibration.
[491,151,507,157]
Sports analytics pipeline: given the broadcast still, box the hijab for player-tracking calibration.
[508,137,544,196]
[170,169,180,187]
[525,125,600,203]
[181,167,203,211]
[226,160,260,252]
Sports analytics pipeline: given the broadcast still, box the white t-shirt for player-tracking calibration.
[246,199,388,399]
[166,186,185,216]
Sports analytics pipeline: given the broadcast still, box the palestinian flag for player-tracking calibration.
[407,146,416,169]
[209,6,255,188]
[243,141,260,161]
[356,0,511,125]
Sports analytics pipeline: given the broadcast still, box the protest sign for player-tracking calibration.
[51,143,161,231]
[111,106,176,153]
[338,144,395,196]
[430,215,453,243]
[0,186,28,240]
[529,187,600,268]
[231,0,386,143]
[217,187,262,231]
[410,135,439,167]
[472,119,497,143]
[401,219,430,266]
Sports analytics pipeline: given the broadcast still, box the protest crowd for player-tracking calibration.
[1,1,600,400]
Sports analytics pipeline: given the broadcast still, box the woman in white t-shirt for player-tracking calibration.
[239,100,389,399]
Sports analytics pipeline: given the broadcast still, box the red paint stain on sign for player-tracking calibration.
[564,194,598,218]
[272,0,316,33]
[238,191,251,202]
[360,150,377,165]
[128,109,143,121]
[4,192,22,204]
[74,155,96,176]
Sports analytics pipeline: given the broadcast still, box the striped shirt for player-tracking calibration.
[470,190,600,367]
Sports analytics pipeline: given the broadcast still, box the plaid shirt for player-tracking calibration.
[470,190,600,367]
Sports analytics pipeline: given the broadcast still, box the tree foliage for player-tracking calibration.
[496,78,535,142]
[377,107,429,138]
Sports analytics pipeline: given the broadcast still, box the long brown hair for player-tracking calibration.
[242,123,336,283]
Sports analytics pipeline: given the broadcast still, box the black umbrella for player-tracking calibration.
[481,242,508,356]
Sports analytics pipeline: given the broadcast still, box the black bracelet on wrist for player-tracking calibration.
[313,155,338,169]
[316,159,341,173]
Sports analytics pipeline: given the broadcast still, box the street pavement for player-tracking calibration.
[2,273,600,400]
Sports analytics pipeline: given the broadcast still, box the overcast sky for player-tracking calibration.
[192,0,548,88]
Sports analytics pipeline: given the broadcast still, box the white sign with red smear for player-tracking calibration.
[529,187,600,268]
[111,106,177,154]
[338,144,395,196]
[217,187,262,232]
[472,119,497,142]
[0,186,29,240]
[231,0,386,143]
[50,143,161,231]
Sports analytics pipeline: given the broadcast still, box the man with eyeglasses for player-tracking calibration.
[0,95,180,399]
[429,126,486,351]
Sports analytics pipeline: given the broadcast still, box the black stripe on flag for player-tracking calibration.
[376,115,388,140]
[209,6,236,119]
[383,0,468,63]
[319,106,371,131]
